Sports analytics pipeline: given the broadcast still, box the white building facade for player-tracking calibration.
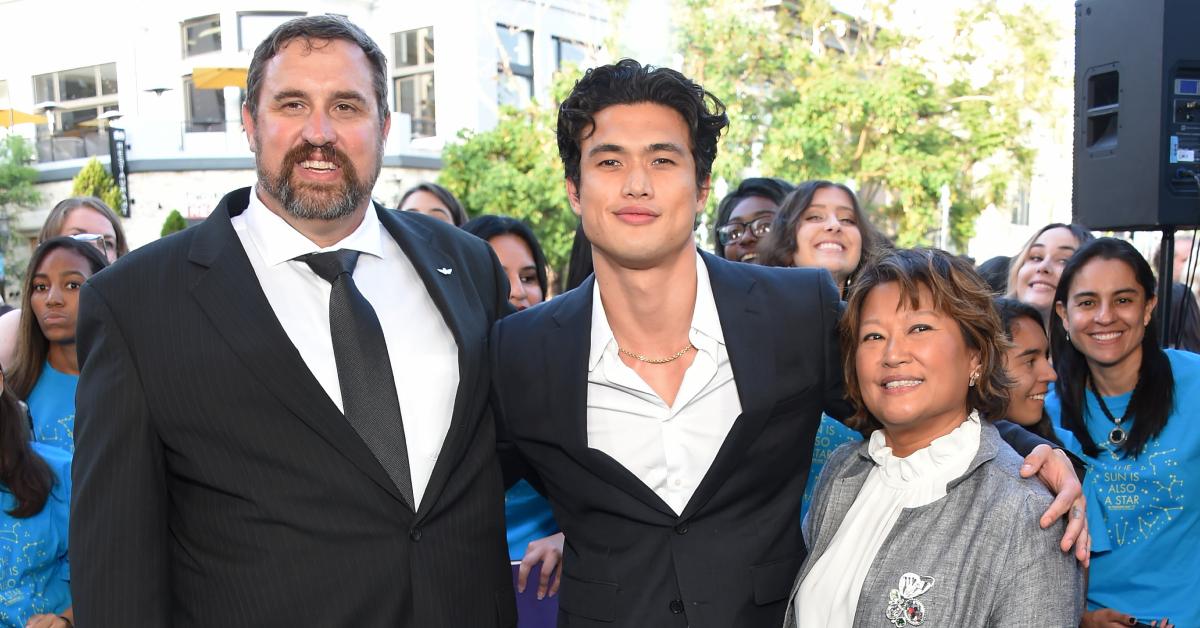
[0,0,621,259]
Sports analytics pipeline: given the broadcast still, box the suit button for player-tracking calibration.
[674,523,688,535]
[669,600,684,614]
[409,527,422,542]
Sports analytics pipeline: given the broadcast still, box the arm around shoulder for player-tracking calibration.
[71,281,171,626]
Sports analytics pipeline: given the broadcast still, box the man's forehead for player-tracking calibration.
[581,103,691,148]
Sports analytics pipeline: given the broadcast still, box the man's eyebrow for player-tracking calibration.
[587,143,626,157]
[272,89,308,102]
[648,142,685,154]
[331,90,368,104]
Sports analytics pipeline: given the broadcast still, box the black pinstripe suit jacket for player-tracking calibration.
[71,188,516,628]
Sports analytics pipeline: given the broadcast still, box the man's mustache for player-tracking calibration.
[284,142,347,171]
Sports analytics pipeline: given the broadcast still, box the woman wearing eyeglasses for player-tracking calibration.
[0,197,128,372]
[7,238,108,453]
[711,177,794,264]
[0,365,74,628]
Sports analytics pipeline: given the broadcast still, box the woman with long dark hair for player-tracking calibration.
[1046,237,1194,627]
[756,180,886,297]
[0,197,127,370]
[462,215,562,624]
[8,237,108,452]
[0,366,73,627]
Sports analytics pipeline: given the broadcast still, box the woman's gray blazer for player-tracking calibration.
[783,421,1083,627]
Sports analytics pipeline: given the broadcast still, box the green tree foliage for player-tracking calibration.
[71,158,123,212]
[161,209,188,237]
[0,135,40,208]
[678,0,1060,249]
[439,72,583,277]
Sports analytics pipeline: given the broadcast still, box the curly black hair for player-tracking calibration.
[556,59,729,192]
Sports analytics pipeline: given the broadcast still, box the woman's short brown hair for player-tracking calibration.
[840,247,1012,433]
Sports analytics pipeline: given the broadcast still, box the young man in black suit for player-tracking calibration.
[490,60,1090,628]
[71,16,516,627]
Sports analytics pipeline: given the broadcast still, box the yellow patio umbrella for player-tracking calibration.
[0,108,44,127]
[192,67,249,90]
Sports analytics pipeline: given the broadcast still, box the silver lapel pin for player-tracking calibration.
[436,267,453,276]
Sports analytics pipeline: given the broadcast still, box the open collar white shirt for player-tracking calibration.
[586,253,743,515]
[231,188,459,508]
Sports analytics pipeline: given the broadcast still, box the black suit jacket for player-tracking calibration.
[71,188,516,627]
[491,253,850,628]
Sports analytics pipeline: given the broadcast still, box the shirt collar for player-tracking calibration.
[243,185,384,266]
[588,251,725,371]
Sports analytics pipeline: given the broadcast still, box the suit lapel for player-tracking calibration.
[187,189,405,505]
[547,277,677,519]
[376,208,485,520]
[679,253,777,520]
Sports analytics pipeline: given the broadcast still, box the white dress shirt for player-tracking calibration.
[231,188,459,508]
[586,253,742,515]
[794,413,981,627]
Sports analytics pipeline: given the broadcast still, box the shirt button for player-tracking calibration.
[409,527,422,542]
[672,477,683,487]
[669,600,684,614]
[675,523,689,535]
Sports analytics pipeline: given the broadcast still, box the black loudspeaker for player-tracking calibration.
[1073,0,1200,230]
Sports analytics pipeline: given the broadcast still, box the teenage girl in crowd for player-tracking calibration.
[7,238,109,453]
[462,215,563,625]
[0,198,127,371]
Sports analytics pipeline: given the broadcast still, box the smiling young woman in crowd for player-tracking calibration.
[1005,223,1094,327]
[1046,237,1196,628]
[7,237,109,453]
[398,182,468,227]
[785,247,1081,628]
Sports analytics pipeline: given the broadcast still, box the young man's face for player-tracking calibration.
[566,103,708,270]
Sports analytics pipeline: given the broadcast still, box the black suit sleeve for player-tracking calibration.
[817,271,855,422]
[71,281,171,626]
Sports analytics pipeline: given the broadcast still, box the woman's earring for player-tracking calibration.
[969,369,980,387]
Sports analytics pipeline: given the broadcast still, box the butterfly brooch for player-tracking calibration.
[884,572,935,626]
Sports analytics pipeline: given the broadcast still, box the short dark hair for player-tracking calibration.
[711,177,794,257]
[461,215,549,297]
[841,248,1012,433]
[245,15,389,124]
[398,182,468,227]
[557,59,728,191]
[1050,237,1171,458]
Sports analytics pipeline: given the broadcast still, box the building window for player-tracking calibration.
[239,12,305,51]
[182,15,222,57]
[554,36,591,70]
[184,76,227,132]
[393,27,435,138]
[1010,177,1031,226]
[31,63,119,161]
[496,24,533,108]
[0,80,9,106]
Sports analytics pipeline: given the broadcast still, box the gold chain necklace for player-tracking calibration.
[617,342,696,364]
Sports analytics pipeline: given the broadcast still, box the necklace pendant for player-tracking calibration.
[1109,427,1127,445]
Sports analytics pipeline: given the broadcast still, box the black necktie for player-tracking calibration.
[301,249,414,509]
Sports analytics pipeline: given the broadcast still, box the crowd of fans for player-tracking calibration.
[2,19,1197,628]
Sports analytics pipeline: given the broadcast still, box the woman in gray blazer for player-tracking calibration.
[784,248,1082,627]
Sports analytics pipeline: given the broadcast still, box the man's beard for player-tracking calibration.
[256,138,382,221]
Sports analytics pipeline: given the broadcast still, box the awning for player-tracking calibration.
[0,108,44,127]
[192,67,249,90]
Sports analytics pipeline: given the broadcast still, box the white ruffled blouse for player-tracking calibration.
[792,412,982,627]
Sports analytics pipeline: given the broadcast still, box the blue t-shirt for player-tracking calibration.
[0,442,71,627]
[1045,349,1200,625]
[505,479,558,561]
[801,414,862,520]
[25,362,78,454]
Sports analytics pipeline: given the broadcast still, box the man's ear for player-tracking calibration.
[566,178,582,217]
[242,103,258,153]
[696,175,711,218]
